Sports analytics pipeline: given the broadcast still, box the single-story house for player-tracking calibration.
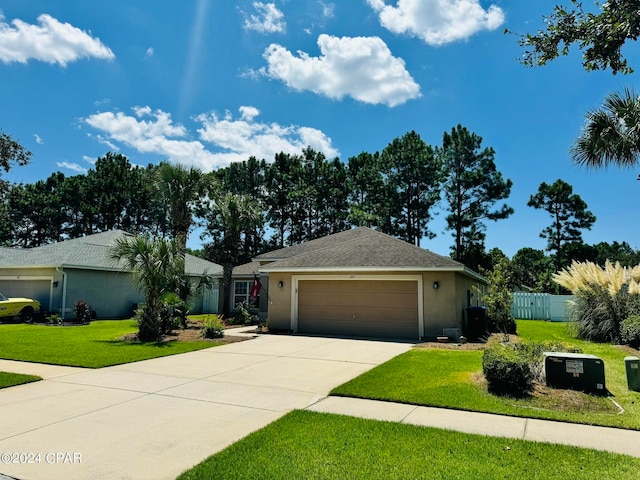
[0,230,222,320]
[233,227,487,340]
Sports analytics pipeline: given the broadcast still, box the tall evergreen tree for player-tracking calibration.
[264,152,302,248]
[214,156,267,258]
[379,131,443,245]
[528,179,596,271]
[438,125,513,265]
[347,151,385,227]
[9,173,67,247]
[0,132,31,244]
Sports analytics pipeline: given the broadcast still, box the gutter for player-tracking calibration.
[258,265,488,283]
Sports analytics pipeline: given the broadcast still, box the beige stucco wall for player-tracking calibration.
[265,270,487,338]
[422,271,458,337]
[421,271,486,338]
[266,272,294,330]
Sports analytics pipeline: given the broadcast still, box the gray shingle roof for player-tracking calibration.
[254,227,373,261]
[232,261,261,276]
[256,227,484,280]
[0,230,222,277]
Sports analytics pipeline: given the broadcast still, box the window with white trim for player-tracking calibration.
[233,280,259,309]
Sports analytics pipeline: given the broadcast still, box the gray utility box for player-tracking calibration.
[443,328,461,342]
[625,356,640,392]
[544,352,606,395]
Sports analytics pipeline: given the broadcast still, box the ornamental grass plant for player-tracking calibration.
[553,260,640,343]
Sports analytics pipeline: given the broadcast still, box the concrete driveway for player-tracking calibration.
[0,334,412,480]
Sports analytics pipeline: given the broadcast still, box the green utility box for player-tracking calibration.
[544,352,606,395]
[625,356,640,392]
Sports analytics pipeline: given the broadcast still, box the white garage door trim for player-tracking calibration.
[291,274,424,338]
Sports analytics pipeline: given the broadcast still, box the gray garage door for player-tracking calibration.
[0,280,51,311]
[297,280,419,339]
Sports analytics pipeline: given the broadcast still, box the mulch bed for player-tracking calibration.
[414,333,515,351]
[119,319,252,344]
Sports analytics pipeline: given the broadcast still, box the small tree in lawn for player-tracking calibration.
[483,257,516,335]
[109,234,184,342]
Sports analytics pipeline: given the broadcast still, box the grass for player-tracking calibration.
[0,320,220,368]
[178,410,640,480]
[332,320,640,429]
[0,371,41,389]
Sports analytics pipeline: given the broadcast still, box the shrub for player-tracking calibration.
[483,343,533,397]
[515,340,582,383]
[483,340,582,396]
[554,260,640,343]
[163,292,190,329]
[73,300,92,324]
[202,315,225,339]
[620,315,640,349]
[235,302,258,325]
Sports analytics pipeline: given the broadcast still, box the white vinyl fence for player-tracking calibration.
[511,292,574,322]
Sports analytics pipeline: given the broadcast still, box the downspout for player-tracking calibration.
[56,267,68,320]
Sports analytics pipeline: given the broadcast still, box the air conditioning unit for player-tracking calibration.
[544,352,606,395]
[443,328,461,342]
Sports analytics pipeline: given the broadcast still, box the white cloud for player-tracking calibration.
[91,134,120,152]
[0,12,115,66]
[82,155,97,165]
[367,0,504,46]
[320,2,335,18]
[197,106,339,162]
[262,34,420,107]
[84,105,339,171]
[57,161,88,174]
[33,134,43,144]
[242,2,286,34]
[144,47,154,59]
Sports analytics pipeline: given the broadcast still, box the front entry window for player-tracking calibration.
[233,280,259,309]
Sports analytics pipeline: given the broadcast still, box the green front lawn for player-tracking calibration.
[0,371,41,389]
[332,320,640,429]
[0,320,219,368]
[178,410,640,480]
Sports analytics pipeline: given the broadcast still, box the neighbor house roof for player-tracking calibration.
[0,230,223,277]
[256,227,486,282]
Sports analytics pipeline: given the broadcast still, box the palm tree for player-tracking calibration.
[155,162,208,249]
[571,87,640,168]
[109,234,184,341]
[202,193,262,316]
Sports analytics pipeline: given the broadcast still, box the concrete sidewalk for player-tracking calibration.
[307,396,640,458]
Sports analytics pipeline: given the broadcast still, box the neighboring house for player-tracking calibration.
[0,230,222,320]
[235,227,487,340]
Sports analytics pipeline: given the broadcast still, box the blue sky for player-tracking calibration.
[0,1,638,256]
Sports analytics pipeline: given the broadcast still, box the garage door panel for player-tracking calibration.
[0,280,51,310]
[297,280,418,339]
